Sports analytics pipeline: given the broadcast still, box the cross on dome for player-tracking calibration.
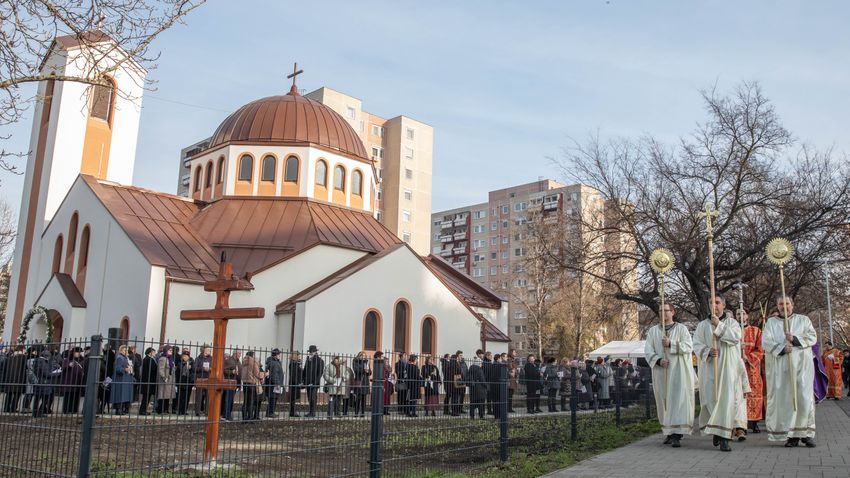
[287,62,304,95]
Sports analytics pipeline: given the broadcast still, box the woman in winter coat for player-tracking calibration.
[156,345,176,413]
[558,358,572,412]
[175,350,194,415]
[421,356,441,416]
[323,356,351,418]
[110,345,134,415]
[593,356,612,408]
[468,358,487,419]
[351,352,371,417]
[240,351,262,421]
[61,347,85,414]
[287,352,303,417]
[542,357,561,412]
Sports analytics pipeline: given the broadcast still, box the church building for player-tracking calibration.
[4,33,510,356]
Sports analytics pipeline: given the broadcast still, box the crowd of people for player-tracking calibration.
[0,340,654,421]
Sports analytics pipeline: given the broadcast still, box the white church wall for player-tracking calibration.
[34,178,155,340]
[300,247,485,356]
[162,245,367,348]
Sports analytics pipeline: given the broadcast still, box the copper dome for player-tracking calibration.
[208,92,369,160]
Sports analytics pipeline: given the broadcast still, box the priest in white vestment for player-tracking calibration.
[762,296,816,448]
[693,295,741,452]
[645,303,695,448]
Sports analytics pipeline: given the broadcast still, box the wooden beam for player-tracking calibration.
[180,307,265,321]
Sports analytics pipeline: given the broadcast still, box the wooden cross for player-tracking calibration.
[180,256,264,464]
[287,62,304,94]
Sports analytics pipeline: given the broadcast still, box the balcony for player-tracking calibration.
[451,260,467,269]
[453,217,468,226]
[543,202,559,211]
[440,221,453,229]
[452,246,467,255]
[440,235,454,243]
[453,231,468,240]
[440,249,453,257]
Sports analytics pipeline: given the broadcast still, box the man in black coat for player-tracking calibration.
[404,354,421,417]
[265,349,284,418]
[440,354,450,415]
[303,345,324,417]
[523,354,541,414]
[288,353,303,417]
[394,352,408,415]
[138,347,158,415]
[3,346,27,413]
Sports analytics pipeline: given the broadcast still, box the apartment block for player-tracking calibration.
[431,179,636,355]
[306,87,433,255]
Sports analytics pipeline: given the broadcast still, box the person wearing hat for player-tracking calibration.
[594,356,613,409]
[192,345,212,417]
[265,348,284,418]
[303,345,324,417]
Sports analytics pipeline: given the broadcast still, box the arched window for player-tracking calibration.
[120,316,130,341]
[193,166,202,192]
[76,226,91,293]
[284,156,299,182]
[205,161,213,188]
[64,212,78,274]
[52,235,63,274]
[261,155,276,182]
[334,165,346,191]
[216,157,225,184]
[315,160,328,187]
[393,300,410,353]
[238,155,253,181]
[421,317,436,356]
[89,78,114,122]
[363,310,381,351]
[352,170,363,196]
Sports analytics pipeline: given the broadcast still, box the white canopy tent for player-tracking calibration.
[586,340,646,360]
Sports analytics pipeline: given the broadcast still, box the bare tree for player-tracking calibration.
[554,82,850,322]
[0,0,206,173]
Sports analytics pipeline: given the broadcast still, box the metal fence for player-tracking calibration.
[0,336,656,477]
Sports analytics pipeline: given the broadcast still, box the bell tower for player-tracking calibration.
[5,32,146,340]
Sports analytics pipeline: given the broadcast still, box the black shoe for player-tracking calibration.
[663,435,673,445]
[801,438,816,448]
[784,438,800,447]
[751,422,761,434]
[719,439,731,452]
[712,435,720,447]
[290,413,300,417]
[671,436,681,448]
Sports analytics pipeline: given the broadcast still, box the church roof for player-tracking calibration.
[83,176,400,282]
[207,93,370,160]
[190,196,401,275]
[422,255,505,309]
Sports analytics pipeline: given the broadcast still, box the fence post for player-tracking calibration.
[498,363,509,462]
[78,335,103,478]
[368,357,384,478]
[569,366,577,441]
[644,376,651,420]
[614,371,621,427]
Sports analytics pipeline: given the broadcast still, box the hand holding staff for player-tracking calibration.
[766,237,797,411]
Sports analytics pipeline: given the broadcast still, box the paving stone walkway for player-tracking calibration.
[545,399,850,478]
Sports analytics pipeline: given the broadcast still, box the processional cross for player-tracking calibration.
[287,62,304,94]
[180,255,264,464]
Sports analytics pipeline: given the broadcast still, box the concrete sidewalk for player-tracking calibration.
[544,400,850,478]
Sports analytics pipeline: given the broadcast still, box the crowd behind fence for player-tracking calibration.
[0,335,656,477]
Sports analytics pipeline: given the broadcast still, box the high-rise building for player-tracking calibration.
[305,87,433,255]
[431,180,637,355]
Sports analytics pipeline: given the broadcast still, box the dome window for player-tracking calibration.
[238,155,253,181]
[261,155,276,182]
[284,156,299,183]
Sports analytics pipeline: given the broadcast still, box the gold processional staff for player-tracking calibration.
[766,237,797,411]
[649,247,674,408]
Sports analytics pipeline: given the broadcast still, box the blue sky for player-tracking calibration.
[3,0,849,217]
